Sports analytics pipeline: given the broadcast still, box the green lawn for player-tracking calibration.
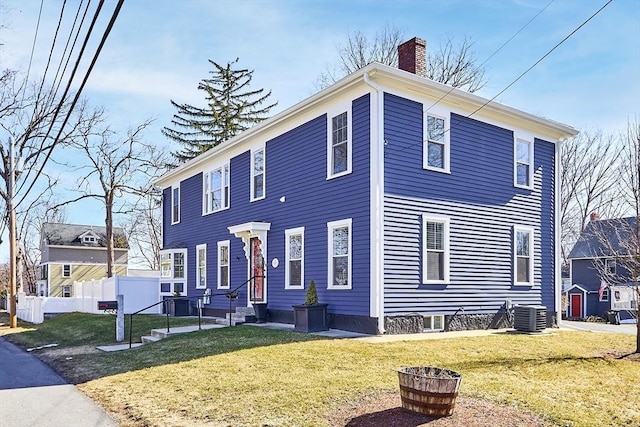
[2,312,638,427]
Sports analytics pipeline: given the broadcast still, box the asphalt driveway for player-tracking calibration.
[561,319,637,335]
[0,337,117,427]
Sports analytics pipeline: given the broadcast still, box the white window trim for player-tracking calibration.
[285,227,305,290]
[605,258,616,275]
[196,244,207,289]
[599,287,609,302]
[423,113,450,174]
[250,146,266,202]
[326,106,353,180]
[217,240,230,289]
[171,184,180,224]
[514,138,534,189]
[203,163,230,215]
[422,214,450,284]
[327,218,352,290]
[62,264,72,278]
[159,248,188,296]
[513,225,535,286]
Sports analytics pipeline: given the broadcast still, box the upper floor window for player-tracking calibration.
[422,215,450,283]
[160,249,187,280]
[423,114,450,173]
[605,258,616,275]
[285,227,304,289]
[217,240,230,289]
[82,235,96,244]
[514,139,533,189]
[62,264,72,278]
[203,164,230,214]
[196,244,207,289]
[514,226,534,285]
[327,108,352,179]
[328,219,352,289]
[251,148,265,201]
[171,185,180,224]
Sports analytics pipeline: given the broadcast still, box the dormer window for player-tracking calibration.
[83,236,96,244]
[79,231,100,244]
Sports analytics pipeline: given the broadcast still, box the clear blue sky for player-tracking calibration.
[0,0,639,259]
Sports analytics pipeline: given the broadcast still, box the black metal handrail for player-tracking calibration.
[128,296,202,349]
[127,276,265,348]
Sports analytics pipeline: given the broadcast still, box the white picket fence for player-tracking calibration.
[16,275,162,324]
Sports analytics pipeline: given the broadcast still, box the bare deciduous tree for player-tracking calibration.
[119,188,163,270]
[316,26,487,93]
[65,116,165,277]
[588,120,640,353]
[560,130,621,263]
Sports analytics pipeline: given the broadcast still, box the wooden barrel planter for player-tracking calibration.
[397,366,462,417]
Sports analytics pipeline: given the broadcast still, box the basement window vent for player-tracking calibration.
[423,315,444,331]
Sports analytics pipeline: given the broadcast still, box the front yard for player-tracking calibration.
[1,312,638,426]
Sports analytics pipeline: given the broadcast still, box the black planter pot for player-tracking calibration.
[253,303,268,323]
[292,303,329,332]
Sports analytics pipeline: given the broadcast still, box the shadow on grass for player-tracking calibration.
[345,407,432,426]
[0,311,325,384]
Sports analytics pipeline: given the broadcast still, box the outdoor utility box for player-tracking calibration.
[98,300,118,311]
[513,305,546,333]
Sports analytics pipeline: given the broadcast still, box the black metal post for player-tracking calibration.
[129,314,133,349]
[198,298,201,330]
[166,299,170,332]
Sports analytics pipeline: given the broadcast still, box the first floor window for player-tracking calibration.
[218,241,230,289]
[599,287,609,302]
[159,249,187,280]
[62,264,72,278]
[514,226,534,285]
[196,244,207,289]
[422,215,450,283]
[328,219,351,289]
[160,253,171,278]
[62,285,72,298]
[285,227,304,289]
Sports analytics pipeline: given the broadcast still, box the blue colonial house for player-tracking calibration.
[156,37,577,334]
[567,214,638,321]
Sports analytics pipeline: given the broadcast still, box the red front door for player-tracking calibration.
[570,294,582,318]
[250,237,265,303]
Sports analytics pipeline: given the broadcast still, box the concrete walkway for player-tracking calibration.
[0,337,118,427]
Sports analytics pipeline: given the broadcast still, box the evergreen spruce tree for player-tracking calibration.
[162,58,277,163]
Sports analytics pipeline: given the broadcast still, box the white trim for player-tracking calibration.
[326,104,353,180]
[228,222,271,260]
[42,244,129,252]
[196,244,207,289]
[217,240,230,289]
[513,225,535,286]
[62,264,72,278]
[327,218,352,290]
[423,112,450,174]
[555,140,562,325]
[158,248,188,296]
[250,146,266,201]
[171,184,180,224]
[285,227,305,290]
[514,138,534,189]
[364,73,385,333]
[421,214,450,284]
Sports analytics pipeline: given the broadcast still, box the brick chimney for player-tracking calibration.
[398,37,426,77]
[590,212,600,221]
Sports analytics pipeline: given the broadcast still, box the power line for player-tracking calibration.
[17,0,125,209]
[467,0,613,118]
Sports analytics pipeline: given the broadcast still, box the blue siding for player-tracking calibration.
[382,92,556,316]
[162,94,371,316]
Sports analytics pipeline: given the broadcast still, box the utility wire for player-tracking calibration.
[467,0,613,118]
[17,0,126,209]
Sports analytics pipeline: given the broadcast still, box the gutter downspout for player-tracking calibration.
[364,72,386,334]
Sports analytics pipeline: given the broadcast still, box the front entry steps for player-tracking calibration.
[218,306,256,326]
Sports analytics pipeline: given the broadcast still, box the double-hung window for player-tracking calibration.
[285,227,304,289]
[422,215,450,283]
[203,164,230,214]
[62,264,72,278]
[171,184,180,224]
[327,108,352,179]
[605,258,616,275]
[251,147,265,201]
[159,249,187,295]
[217,240,230,289]
[196,244,207,289]
[423,114,449,173]
[514,139,533,189]
[328,219,352,289]
[514,226,534,285]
